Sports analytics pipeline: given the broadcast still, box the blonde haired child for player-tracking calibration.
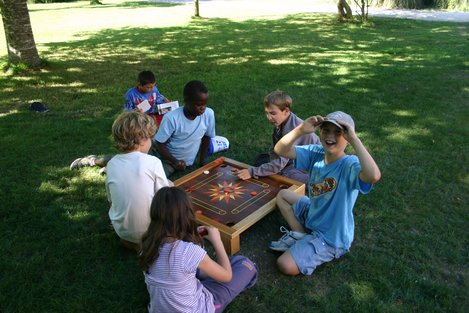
[105,112,171,251]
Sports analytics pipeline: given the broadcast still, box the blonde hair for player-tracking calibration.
[112,112,156,152]
[263,90,292,111]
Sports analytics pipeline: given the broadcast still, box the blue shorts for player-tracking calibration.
[290,196,348,275]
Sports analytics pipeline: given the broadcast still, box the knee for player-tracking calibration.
[276,190,293,213]
[231,256,257,272]
[276,188,289,201]
[242,257,258,271]
[276,254,300,276]
[230,256,258,288]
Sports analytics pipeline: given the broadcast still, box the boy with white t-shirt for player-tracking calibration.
[105,112,171,251]
[155,80,226,177]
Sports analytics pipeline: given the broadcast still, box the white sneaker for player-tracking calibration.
[269,226,306,252]
[69,155,97,170]
[99,167,107,176]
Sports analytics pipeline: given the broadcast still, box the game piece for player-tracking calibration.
[214,157,224,165]
[203,170,209,175]
[250,191,257,196]
[213,217,221,223]
[198,228,208,236]
[231,168,237,172]
[196,210,203,215]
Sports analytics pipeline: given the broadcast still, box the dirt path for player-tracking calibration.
[156,0,469,22]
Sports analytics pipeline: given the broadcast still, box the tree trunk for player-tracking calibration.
[0,0,41,67]
[337,0,353,19]
[194,0,200,17]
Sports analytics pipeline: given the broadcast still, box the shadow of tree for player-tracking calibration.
[0,13,467,313]
[28,0,182,12]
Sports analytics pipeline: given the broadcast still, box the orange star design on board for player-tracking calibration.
[206,181,246,203]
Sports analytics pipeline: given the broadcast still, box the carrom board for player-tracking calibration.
[174,157,305,255]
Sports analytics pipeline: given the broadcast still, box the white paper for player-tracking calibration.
[157,101,179,115]
[137,100,151,112]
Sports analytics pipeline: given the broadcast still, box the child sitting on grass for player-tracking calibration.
[70,70,170,171]
[124,70,171,126]
[105,112,171,251]
[154,80,229,177]
[270,111,381,276]
[139,187,257,313]
[236,90,320,185]
[70,79,229,176]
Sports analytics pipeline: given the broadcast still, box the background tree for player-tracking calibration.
[338,0,369,22]
[338,0,353,20]
[353,0,369,22]
[194,0,200,17]
[0,0,41,68]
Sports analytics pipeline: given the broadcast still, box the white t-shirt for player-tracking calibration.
[154,107,216,166]
[144,240,215,313]
[105,152,170,243]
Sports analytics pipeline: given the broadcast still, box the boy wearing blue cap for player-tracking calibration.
[270,111,381,276]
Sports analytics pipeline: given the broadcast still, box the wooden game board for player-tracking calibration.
[173,157,305,255]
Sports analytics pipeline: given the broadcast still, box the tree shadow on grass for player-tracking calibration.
[0,14,467,313]
[27,0,182,12]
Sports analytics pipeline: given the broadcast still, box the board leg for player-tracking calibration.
[221,233,240,256]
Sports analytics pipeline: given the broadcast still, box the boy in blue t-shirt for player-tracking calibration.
[124,70,170,127]
[70,70,170,170]
[270,111,381,276]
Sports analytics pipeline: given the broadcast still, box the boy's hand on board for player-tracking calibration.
[236,169,251,180]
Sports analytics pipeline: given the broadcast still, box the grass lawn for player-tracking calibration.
[0,1,468,312]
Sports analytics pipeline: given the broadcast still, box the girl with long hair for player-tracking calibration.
[139,187,257,313]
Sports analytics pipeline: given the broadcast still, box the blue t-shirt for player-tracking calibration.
[295,144,372,249]
[124,86,166,114]
[154,107,216,166]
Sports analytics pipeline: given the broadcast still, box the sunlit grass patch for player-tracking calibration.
[0,5,468,313]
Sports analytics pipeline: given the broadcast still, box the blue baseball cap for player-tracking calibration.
[321,111,355,131]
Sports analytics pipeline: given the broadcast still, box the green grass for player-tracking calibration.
[1,1,468,313]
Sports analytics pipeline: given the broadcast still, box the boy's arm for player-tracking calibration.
[275,115,324,159]
[154,87,169,104]
[237,157,290,180]
[340,121,381,184]
[198,109,216,166]
[199,135,211,166]
[155,141,187,170]
[124,92,136,111]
